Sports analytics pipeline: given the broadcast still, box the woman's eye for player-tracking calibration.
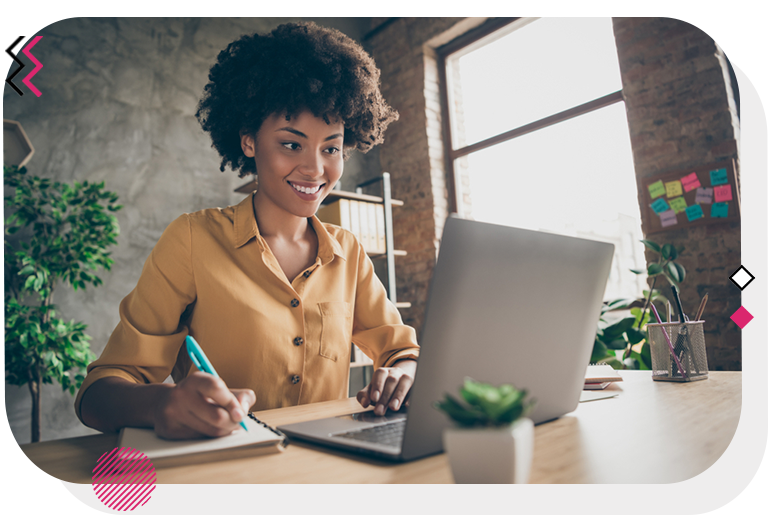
[324,147,340,155]
[282,142,300,151]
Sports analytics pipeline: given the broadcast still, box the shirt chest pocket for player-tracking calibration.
[318,301,353,362]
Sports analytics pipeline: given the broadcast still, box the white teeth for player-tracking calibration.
[291,183,321,194]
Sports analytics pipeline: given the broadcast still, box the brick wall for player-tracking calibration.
[368,17,741,370]
[613,18,742,370]
[366,18,477,334]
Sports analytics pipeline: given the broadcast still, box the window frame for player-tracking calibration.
[436,17,625,216]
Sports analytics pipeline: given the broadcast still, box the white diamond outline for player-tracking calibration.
[729,265,755,290]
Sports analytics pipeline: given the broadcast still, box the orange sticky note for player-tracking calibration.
[665,180,683,198]
[714,184,732,203]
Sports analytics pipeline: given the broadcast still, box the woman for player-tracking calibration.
[76,22,419,440]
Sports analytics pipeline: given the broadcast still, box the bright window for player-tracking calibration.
[441,17,645,300]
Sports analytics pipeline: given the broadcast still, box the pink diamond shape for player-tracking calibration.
[731,307,754,329]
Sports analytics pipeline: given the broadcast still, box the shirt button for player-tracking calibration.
[303,270,312,278]
[291,375,301,384]
[293,337,303,346]
[291,298,299,307]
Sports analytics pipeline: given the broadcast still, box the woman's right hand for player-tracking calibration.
[152,372,256,440]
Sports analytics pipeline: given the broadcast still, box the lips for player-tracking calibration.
[287,181,325,199]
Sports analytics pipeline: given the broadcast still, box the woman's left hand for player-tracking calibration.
[356,359,417,416]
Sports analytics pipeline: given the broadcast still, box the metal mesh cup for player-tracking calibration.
[647,321,708,382]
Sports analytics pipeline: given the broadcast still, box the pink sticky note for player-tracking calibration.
[714,184,732,203]
[681,172,702,192]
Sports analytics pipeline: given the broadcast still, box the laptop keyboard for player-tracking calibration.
[332,419,406,449]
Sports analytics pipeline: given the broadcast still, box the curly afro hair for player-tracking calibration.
[195,22,399,177]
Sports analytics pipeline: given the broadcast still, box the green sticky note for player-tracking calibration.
[685,204,703,222]
[648,180,666,199]
[710,168,728,186]
[711,202,729,218]
[668,197,688,214]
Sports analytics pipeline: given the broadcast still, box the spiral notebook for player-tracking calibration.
[117,413,287,467]
[584,364,623,390]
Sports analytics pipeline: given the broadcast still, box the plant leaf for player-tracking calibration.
[661,244,672,260]
[591,339,610,363]
[597,356,624,369]
[667,245,678,261]
[666,261,681,283]
[640,239,661,254]
[626,327,646,345]
[605,298,635,311]
[603,317,636,338]
[647,263,664,276]
[673,262,685,283]
[434,395,486,426]
[603,337,629,350]
[640,341,653,369]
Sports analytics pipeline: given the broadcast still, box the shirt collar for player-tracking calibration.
[233,193,345,263]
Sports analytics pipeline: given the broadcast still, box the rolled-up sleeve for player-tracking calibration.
[350,243,419,370]
[74,214,197,423]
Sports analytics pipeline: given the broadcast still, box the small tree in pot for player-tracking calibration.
[4,165,121,442]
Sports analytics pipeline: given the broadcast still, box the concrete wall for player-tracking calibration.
[4,17,377,444]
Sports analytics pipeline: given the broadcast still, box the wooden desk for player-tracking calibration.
[22,371,740,484]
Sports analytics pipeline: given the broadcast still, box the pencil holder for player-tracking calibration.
[647,321,708,382]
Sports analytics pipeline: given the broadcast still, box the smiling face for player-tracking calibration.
[241,111,344,220]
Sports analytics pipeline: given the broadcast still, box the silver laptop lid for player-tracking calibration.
[400,215,614,461]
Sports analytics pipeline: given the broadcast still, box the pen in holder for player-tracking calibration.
[647,321,708,382]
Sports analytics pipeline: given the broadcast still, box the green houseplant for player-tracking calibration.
[592,239,686,370]
[435,378,535,483]
[4,165,122,442]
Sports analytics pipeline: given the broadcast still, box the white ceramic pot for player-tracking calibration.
[443,417,534,484]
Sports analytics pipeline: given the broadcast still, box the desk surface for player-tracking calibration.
[22,371,740,484]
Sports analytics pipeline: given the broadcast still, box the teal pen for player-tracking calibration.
[185,335,248,432]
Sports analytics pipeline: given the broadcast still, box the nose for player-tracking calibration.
[298,150,323,179]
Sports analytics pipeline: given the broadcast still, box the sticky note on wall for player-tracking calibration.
[648,180,666,199]
[665,180,683,197]
[681,172,702,192]
[714,184,733,203]
[651,198,670,214]
[710,168,728,186]
[668,197,688,214]
[659,209,677,227]
[685,204,704,222]
[711,202,729,218]
[695,187,714,204]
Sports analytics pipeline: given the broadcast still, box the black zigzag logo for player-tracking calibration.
[6,36,26,96]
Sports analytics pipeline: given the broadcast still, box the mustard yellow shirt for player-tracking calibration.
[74,193,419,423]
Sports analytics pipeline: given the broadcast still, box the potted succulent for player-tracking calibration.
[435,378,535,484]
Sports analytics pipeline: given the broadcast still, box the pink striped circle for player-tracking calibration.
[92,447,156,511]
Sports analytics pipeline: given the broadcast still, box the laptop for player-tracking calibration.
[277,215,614,461]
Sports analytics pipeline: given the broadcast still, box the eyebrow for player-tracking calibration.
[276,127,343,141]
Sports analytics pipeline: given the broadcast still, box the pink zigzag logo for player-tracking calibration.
[22,36,43,97]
